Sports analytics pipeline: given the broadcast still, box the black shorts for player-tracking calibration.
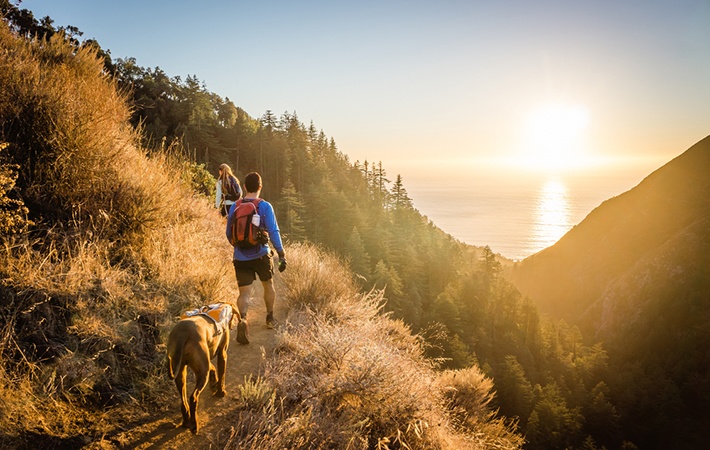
[233,254,273,287]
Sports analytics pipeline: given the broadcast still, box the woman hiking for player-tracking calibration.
[215,163,242,216]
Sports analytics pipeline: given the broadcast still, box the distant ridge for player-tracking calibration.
[510,135,710,333]
[509,136,710,447]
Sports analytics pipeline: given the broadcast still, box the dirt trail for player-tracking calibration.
[93,279,285,450]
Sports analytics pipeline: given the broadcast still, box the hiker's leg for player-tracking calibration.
[237,284,253,318]
[234,260,256,319]
[261,279,276,316]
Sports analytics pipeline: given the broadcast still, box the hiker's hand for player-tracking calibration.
[278,258,287,273]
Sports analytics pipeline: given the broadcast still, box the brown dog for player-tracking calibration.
[166,303,238,433]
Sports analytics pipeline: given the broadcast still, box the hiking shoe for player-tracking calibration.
[236,319,249,344]
[266,313,277,329]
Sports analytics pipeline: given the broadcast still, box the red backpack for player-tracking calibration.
[229,199,268,248]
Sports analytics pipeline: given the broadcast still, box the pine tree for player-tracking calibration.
[277,179,306,242]
[343,227,371,281]
[495,355,534,423]
[372,161,390,210]
[526,382,584,449]
[372,260,404,310]
[391,174,413,211]
[432,289,462,335]
[584,382,622,449]
[217,97,238,128]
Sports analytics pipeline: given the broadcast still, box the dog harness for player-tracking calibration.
[181,303,233,335]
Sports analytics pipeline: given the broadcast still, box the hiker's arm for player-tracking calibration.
[215,180,222,208]
[262,203,284,256]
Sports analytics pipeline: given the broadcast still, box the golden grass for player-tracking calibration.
[223,243,522,449]
[0,21,236,442]
[281,241,361,313]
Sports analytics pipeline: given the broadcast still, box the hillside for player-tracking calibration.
[510,136,710,328]
[0,19,522,449]
[509,136,710,448]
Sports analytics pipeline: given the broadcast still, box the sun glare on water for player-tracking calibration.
[518,102,591,172]
[530,178,571,253]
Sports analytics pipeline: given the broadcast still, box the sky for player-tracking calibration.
[15,0,710,257]
[18,0,710,177]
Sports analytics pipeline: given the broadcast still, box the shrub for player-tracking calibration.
[0,141,32,236]
[437,366,524,449]
[281,241,360,314]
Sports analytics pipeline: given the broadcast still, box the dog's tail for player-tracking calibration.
[167,354,180,380]
[166,336,185,380]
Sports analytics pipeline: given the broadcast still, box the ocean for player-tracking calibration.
[403,162,659,261]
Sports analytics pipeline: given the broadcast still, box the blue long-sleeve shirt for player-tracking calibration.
[226,198,284,261]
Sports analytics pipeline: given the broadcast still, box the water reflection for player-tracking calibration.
[532,178,571,251]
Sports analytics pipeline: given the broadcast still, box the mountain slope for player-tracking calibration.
[509,135,710,448]
[510,135,710,331]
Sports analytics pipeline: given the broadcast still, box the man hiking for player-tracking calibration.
[226,172,286,344]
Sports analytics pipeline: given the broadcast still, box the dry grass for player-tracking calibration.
[0,21,237,444]
[281,242,361,313]
[223,243,522,449]
[437,367,525,449]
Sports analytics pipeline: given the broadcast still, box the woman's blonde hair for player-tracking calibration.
[219,163,235,185]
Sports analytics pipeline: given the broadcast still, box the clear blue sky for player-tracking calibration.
[19,0,710,178]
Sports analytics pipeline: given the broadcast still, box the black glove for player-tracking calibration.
[278,258,287,273]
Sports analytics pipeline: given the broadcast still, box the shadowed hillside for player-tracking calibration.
[509,136,710,448]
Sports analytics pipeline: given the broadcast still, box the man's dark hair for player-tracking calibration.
[244,172,262,193]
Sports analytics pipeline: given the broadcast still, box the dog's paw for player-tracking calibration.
[214,389,227,398]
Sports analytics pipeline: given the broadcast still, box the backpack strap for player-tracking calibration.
[250,198,263,222]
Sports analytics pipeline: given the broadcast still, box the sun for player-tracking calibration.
[520,102,590,171]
